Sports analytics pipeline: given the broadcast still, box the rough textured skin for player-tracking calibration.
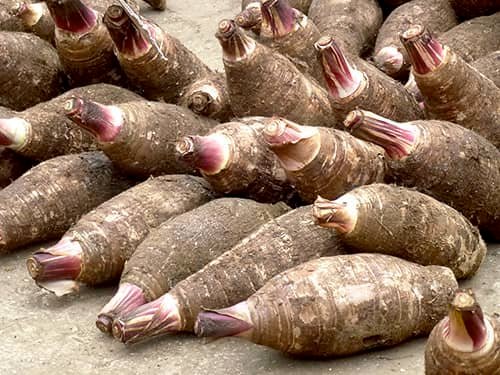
[172,205,347,331]
[414,48,500,148]
[374,0,457,78]
[10,84,142,161]
[0,0,29,32]
[0,152,133,254]
[332,58,424,121]
[438,13,500,63]
[225,41,337,128]
[198,121,297,204]
[280,126,386,203]
[21,2,55,44]
[114,23,212,104]
[239,254,458,357]
[178,72,234,122]
[425,316,500,374]
[68,175,216,285]
[471,51,500,88]
[0,31,64,111]
[54,17,124,87]
[450,0,500,20]
[93,101,217,177]
[259,11,324,84]
[308,0,383,56]
[241,0,313,14]
[331,184,487,279]
[0,104,14,118]
[0,149,33,188]
[121,198,290,301]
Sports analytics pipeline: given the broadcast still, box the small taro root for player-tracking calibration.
[195,254,458,357]
[425,289,500,374]
[344,109,500,240]
[216,19,336,128]
[0,31,64,111]
[262,117,387,203]
[313,183,487,279]
[401,25,500,148]
[111,205,346,343]
[27,175,215,300]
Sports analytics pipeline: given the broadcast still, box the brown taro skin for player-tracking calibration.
[470,51,500,88]
[6,84,142,161]
[120,198,290,302]
[13,1,56,44]
[0,152,134,254]
[317,184,487,279]
[69,175,217,285]
[438,12,500,64]
[373,0,457,79]
[308,0,383,56]
[0,0,29,32]
[0,149,33,188]
[0,31,64,111]
[450,0,500,20]
[206,254,458,357]
[171,205,346,332]
[412,47,500,149]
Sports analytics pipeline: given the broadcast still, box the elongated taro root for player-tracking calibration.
[11,1,55,43]
[373,0,457,78]
[195,254,458,357]
[308,0,383,56]
[66,97,216,177]
[103,5,211,104]
[111,205,346,343]
[0,149,33,188]
[104,197,290,338]
[216,20,336,128]
[178,73,234,122]
[471,51,500,88]
[0,31,64,111]
[316,36,423,122]
[450,0,500,20]
[0,84,142,161]
[27,175,216,299]
[0,152,133,254]
[176,120,297,204]
[425,289,500,374]
[314,184,487,279]
[344,109,500,240]
[401,25,500,148]
[258,0,324,84]
[263,118,386,203]
[45,0,125,87]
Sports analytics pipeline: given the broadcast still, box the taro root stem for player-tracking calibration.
[261,0,297,38]
[312,196,357,234]
[175,134,231,175]
[45,0,97,33]
[400,25,445,75]
[216,19,256,62]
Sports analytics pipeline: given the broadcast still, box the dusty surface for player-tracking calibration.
[1,1,499,374]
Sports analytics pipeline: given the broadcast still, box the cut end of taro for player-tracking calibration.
[235,3,262,30]
[261,0,297,38]
[45,0,97,33]
[195,302,253,339]
[344,110,418,160]
[187,92,213,115]
[263,118,320,171]
[315,36,364,99]
[112,294,181,344]
[400,25,445,75]
[373,46,404,76]
[12,2,44,27]
[444,289,490,352]
[216,19,256,62]
[312,196,357,234]
[104,5,153,57]
[26,239,82,296]
[96,283,147,335]
[175,134,231,175]
[0,118,29,149]
[65,96,123,143]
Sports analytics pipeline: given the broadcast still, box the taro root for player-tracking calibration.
[344,109,500,240]
[27,175,216,298]
[195,254,458,357]
[470,51,500,88]
[314,184,487,279]
[425,289,500,374]
[110,205,346,343]
[0,31,65,111]
[11,1,55,44]
[400,25,500,148]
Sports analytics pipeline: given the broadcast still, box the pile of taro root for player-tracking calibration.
[0,0,499,372]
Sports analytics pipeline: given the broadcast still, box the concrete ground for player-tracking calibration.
[1,1,499,374]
